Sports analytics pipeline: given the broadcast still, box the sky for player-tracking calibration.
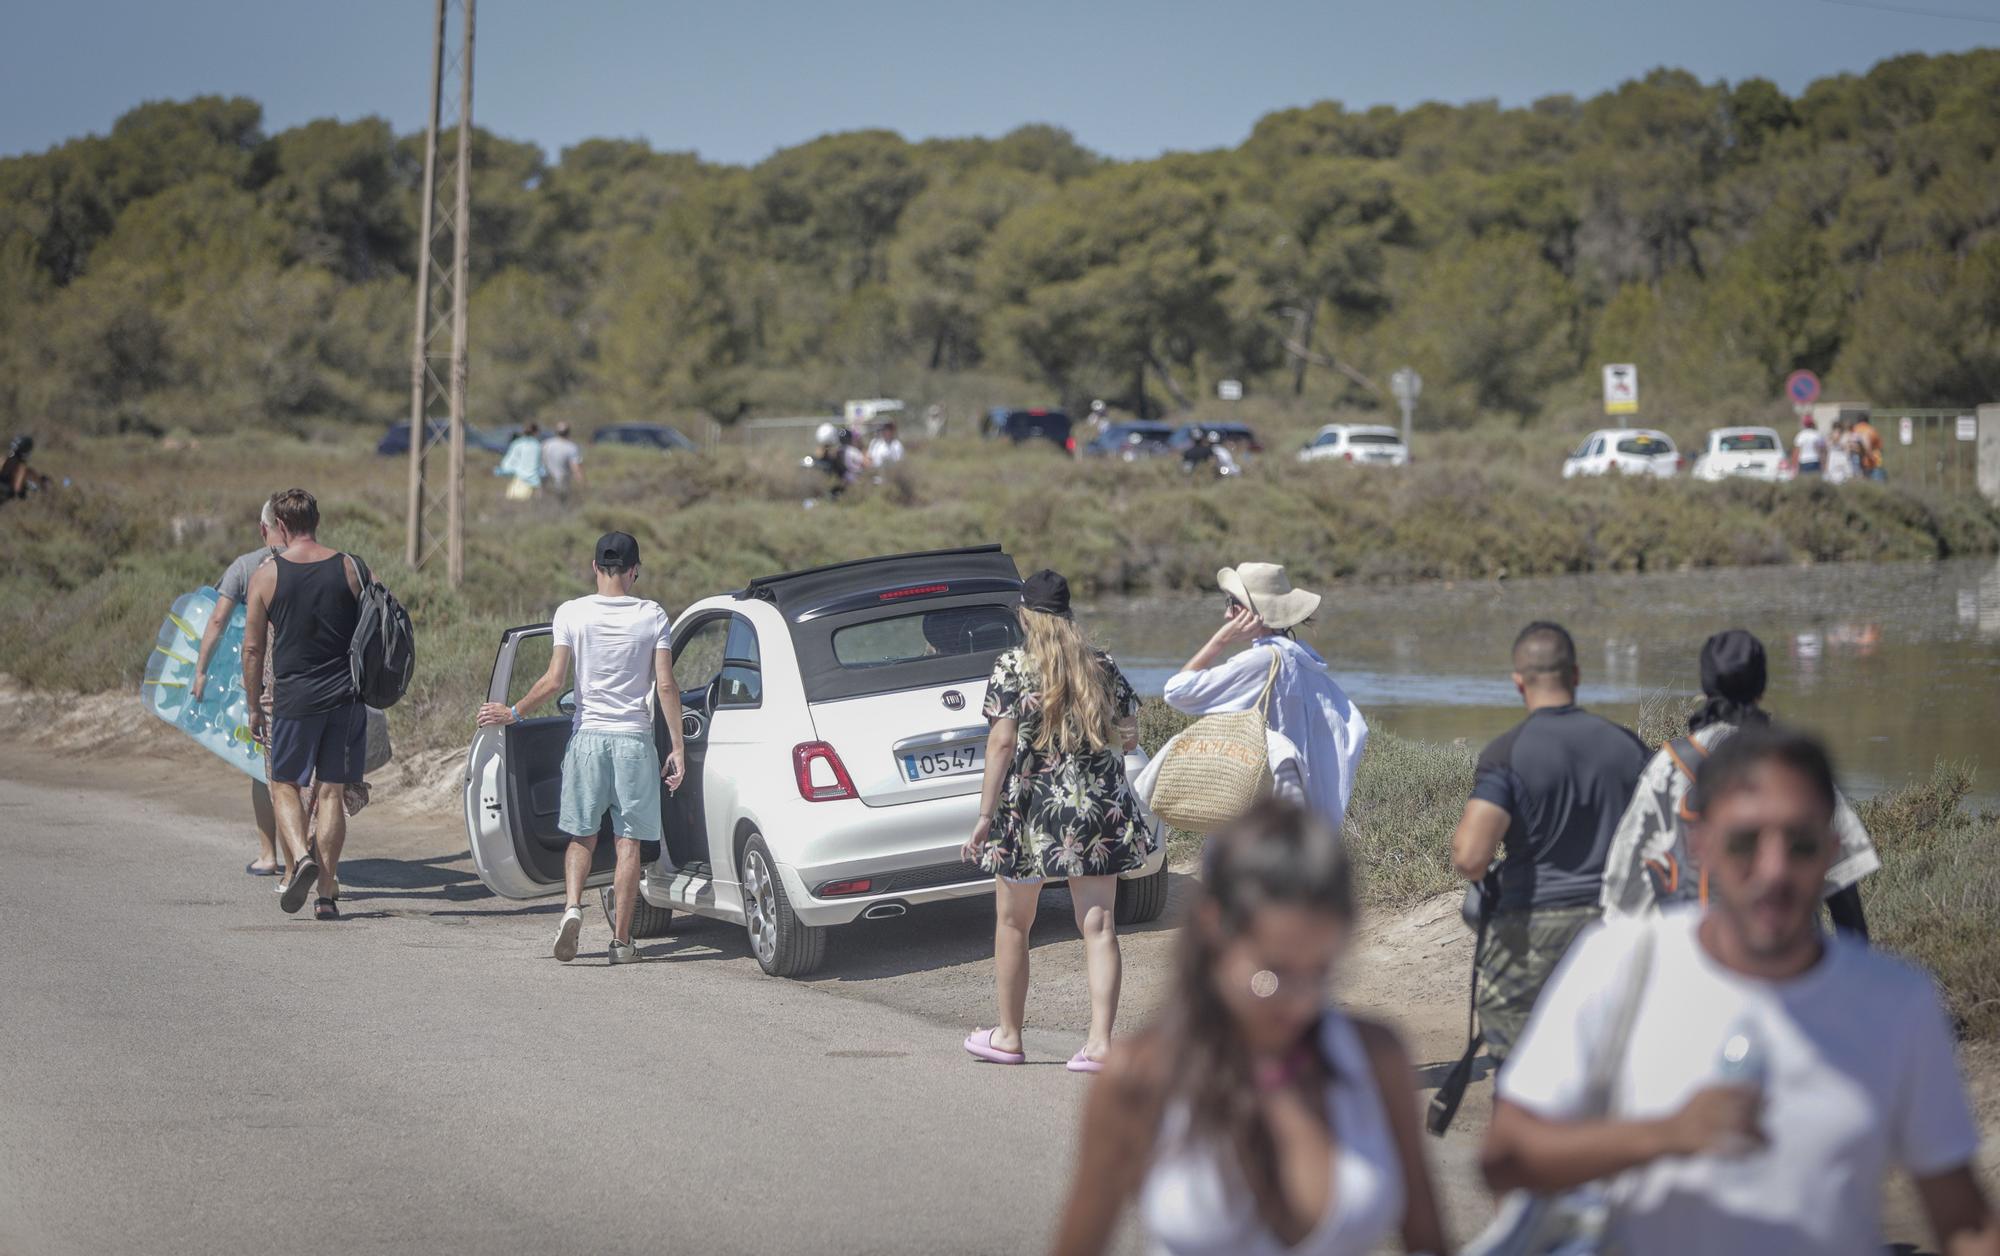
[4,0,1998,165]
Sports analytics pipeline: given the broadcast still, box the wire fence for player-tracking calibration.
[1871,409,1983,496]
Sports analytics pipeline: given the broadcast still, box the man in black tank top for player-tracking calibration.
[242,489,365,921]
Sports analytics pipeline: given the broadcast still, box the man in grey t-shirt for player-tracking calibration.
[195,495,291,877]
[541,421,584,502]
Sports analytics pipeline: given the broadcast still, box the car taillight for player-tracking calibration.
[1343,451,1354,462]
[793,742,857,802]
[1064,436,1077,454]
[1676,456,1687,472]
[817,878,874,897]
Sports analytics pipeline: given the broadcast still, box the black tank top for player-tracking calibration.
[271,553,360,718]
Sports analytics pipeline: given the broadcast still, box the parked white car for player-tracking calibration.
[464,545,1168,977]
[1690,426,1791,483]
[1562,429,1681,479]
[1297,424,1410,467]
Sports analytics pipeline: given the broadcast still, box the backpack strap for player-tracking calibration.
[1664,735,1707,823]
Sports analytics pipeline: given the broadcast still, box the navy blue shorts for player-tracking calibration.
[268,703,367,786]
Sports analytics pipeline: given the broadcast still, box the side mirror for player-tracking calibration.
[557,689,576,716]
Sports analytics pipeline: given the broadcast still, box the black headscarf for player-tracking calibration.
[1689,628,1771,732]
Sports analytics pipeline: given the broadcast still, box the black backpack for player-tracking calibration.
[342,555,416,709]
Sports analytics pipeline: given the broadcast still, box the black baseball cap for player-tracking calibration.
[595,531,640,570]
[1020,568,1072,619]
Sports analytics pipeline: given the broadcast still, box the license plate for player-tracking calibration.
[903,744,983,782]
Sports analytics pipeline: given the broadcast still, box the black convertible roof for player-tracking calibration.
[738,544,1022,621]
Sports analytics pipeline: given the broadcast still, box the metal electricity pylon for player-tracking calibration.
[405,0,476,584]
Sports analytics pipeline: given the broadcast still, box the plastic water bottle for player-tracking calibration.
[1716,1018,1768,1090]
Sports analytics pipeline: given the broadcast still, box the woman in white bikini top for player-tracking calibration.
[1049,802,1447,1256]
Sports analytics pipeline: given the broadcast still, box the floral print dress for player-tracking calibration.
[980,646,1155,881]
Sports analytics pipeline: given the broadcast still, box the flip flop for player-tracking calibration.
[1066,1050,1106,1074]
[245,861,279,877]
[963,1028,1025,1065]
[280,856,319,915]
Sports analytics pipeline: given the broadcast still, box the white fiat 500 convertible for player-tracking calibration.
[463,545,1167,976]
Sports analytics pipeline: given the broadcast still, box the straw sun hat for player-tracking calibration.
[1216,562,1322,631]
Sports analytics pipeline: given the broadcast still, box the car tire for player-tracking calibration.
[1114,864,1170,927]
[741,834,826,978]
[630,897,675,939]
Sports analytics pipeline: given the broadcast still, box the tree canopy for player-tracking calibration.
[4,51,1998,436]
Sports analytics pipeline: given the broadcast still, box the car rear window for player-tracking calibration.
[831,606,1020,670]
[1718,433,1778,452]
[1349,432,1401,446]
[1617,436,1674,456]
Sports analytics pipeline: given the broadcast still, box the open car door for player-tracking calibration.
[464,623,616,898]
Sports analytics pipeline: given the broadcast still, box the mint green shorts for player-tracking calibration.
[557,730,662,843]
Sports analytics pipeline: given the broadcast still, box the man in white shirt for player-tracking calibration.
[476,531,686,965]
[541,421,584,501]
[1483,726,1997,1256]
[1792,417,1824,475]
[866,420,905,469]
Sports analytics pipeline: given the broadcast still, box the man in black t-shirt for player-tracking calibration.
[1449,621,1649,1060]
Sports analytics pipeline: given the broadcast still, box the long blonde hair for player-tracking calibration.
[1019,607,1117,755]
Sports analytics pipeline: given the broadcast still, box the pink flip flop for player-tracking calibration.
[963,1028,1026,1065]
[1066,1050,1106,1074]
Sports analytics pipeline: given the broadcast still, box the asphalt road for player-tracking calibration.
[0,759,1141,1256]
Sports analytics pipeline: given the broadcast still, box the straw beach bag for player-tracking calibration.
[1147,652,1280,833]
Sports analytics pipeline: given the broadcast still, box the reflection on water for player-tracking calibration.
[1091,557,2000,809]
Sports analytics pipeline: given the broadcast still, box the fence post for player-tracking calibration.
[1978,404,2000,507]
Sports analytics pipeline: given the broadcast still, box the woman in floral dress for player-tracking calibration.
[962,569,1153,1072]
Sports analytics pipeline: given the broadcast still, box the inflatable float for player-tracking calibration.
[141,587,267,783]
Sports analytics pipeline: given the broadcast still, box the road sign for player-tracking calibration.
[1390,367,1421,448]
[1785,369,1821,409]
[1603,364,1638,415]
[1899,417,1914,445]
[1959,415,1979,441]
[1217,378,1243,401]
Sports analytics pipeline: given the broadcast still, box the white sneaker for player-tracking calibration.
[553,906,583,963]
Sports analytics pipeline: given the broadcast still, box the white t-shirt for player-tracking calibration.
[551,595,671,734]
[1793,428,1824,465]
[1499,910,1979,1256]
[541,436,582,482]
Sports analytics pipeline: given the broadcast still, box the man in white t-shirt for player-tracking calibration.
[1484,726,1997,1256]
[866,420,905,470]
[1792,417,1825,475]
[476,531,686,965]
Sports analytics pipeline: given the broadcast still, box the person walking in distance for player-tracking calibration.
[1448,621,1648,1062]
[1600,629,1878,936]
[476,532,686,965]
[961,569,1152,1071]
[1050,802,1449,1256]
[1483,727,1999,1255]
[242,489,366,921]
[1791,416,1824,476]
[540,421,585,503]
[194,494,291,877]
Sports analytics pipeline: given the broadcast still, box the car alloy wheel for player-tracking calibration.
[744,846,780,967]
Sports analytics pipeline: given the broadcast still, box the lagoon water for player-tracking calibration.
[1091,557,2000,810]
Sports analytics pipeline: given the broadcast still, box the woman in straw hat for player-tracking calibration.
[1163,563,1369,828]
[961,569,1153,1073]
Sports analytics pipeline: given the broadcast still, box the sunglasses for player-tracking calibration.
[1718,826,1828,865]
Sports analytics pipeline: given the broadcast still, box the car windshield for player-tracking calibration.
[1348,432,1401,446]
[1617,435,1673,456]
[831,606,1020,669]
[1718,433,1778,452]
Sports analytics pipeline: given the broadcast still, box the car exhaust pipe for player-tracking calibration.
[862,901,908,921]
